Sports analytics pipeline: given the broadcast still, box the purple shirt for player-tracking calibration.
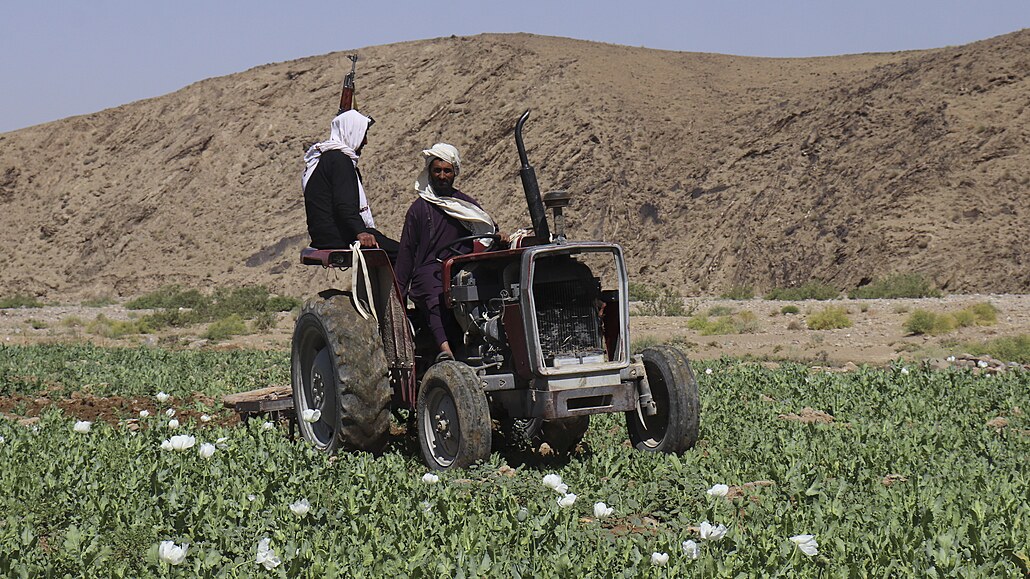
[394,190,484,346]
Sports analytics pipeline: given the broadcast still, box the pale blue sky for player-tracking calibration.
[1,0,1027,132]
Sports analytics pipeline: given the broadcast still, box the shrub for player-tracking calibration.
[707,305,735,317]
[86,314,154,339]
[0,294,43,309]
[251,311,278,332]
[203,315,248,341]
[965,334,1030,363]
[27,319,48,330]
[125,286,206,310]
[765,281,839,301]
[635,285,686,317]
[81,296,116,307]
[720,286,754,300]
[688,312,758,335]
[904,310,955,336]
[849,273,941,299]
[780,305,800,315]
[964,302,998,325]
[807,306,852,330]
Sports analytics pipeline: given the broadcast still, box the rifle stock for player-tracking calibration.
[337,55,359,115]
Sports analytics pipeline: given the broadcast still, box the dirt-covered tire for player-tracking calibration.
[291,292,392,453]
[502,416,590,453]
[417,361,492,470]
[625,346,700,453]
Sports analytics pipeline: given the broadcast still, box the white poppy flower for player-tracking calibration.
[516,507,529,522]
[593,502,614,518]
[705,368,713,375]
[699,521,728,541]
[168,419,180,429]
[557,493,577,508]
[420,500,432,513]
[977,360,989,368]
[542,474,568,494]
[706,484,729,498]
[289,498,310,517]
[301,409,321,423]
[161,439,173,451]
[946,355,956,362]
[262,422,274,430]
[421,473,440,484]
[247,494,257,502]
[650,552,669,566]
[200,414,212,422]
[216,436,229,449]
[139,410,150,418]
[0,435,6,444]
[165,408,176,417]
[790,534,819,556]
[255,538,282,570]
[158,540,188,565]
[73,421,92,434]
[900,367,909,375]
[682,539,700,559]
[164,435,196,451]
[199,443,216,459]
[156,392,170,403]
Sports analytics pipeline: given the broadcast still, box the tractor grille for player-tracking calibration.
[533,280,604,362]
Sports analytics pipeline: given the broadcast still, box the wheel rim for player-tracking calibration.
[297,323,337,449]
[422,385,460,467]
[637,360,671,448]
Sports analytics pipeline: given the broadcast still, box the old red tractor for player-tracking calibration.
[291,111,699,469]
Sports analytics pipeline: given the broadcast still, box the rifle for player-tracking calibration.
[337,54,359,115]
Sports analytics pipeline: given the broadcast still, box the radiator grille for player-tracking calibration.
[533,280,604,362]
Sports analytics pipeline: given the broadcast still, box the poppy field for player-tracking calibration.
[0,344,1027,576]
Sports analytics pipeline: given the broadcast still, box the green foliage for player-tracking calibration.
[80,296,116,307]
[86,314,159,339]
[202,315,248,341]
[251,311,279,332]
[719,285,754,300]
[627,282,649,302]
[688,310,759,335]
[780,305,800,315]
[632,285,686,317]
[848,273,942,299]
[0,351,1027,576]
[905,302,999,336]
[765,282,839,301]
[112,286,301,337]
[26,319,48,330]
[0,294,43,309]
[904,310,955,336]
[706,305,735,317]
[806,306,852,330]
[964,334,1030,363]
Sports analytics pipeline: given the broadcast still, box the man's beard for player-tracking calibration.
[431,179,455,195]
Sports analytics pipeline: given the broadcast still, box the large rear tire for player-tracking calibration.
[291,293,392,453]
[417,361,492,470]
[626,346,700,453]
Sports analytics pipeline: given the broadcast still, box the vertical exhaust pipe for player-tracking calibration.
[515,110,551,243]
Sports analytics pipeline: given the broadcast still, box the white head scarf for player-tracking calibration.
[303,110,375,228]
[414,143,495,241]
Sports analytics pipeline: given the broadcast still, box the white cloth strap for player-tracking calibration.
[349,241,378,323]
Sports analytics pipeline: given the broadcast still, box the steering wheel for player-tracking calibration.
[434,234,503,262]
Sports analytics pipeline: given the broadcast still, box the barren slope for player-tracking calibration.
[0,31,1026,300]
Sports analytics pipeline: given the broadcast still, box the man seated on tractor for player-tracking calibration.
[394,143,506,362]
[302,109,399,262]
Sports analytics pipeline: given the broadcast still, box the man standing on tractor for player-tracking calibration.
[395,143,504,362]
[302,109,399,261]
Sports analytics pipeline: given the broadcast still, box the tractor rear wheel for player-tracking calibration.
[291,292,392,453]
[625,346,700,453]
[417,361,492,470]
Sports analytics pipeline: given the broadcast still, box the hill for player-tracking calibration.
[0,31,1026,300]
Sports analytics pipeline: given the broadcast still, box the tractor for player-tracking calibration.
[291,111,699,469]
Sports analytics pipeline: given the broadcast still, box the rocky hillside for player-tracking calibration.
[0,31,1026,300]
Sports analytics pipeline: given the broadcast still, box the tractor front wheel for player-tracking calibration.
[625,346,700,453]
[417,361,492,470]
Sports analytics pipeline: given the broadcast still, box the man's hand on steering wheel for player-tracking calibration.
[434,233,504,262]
